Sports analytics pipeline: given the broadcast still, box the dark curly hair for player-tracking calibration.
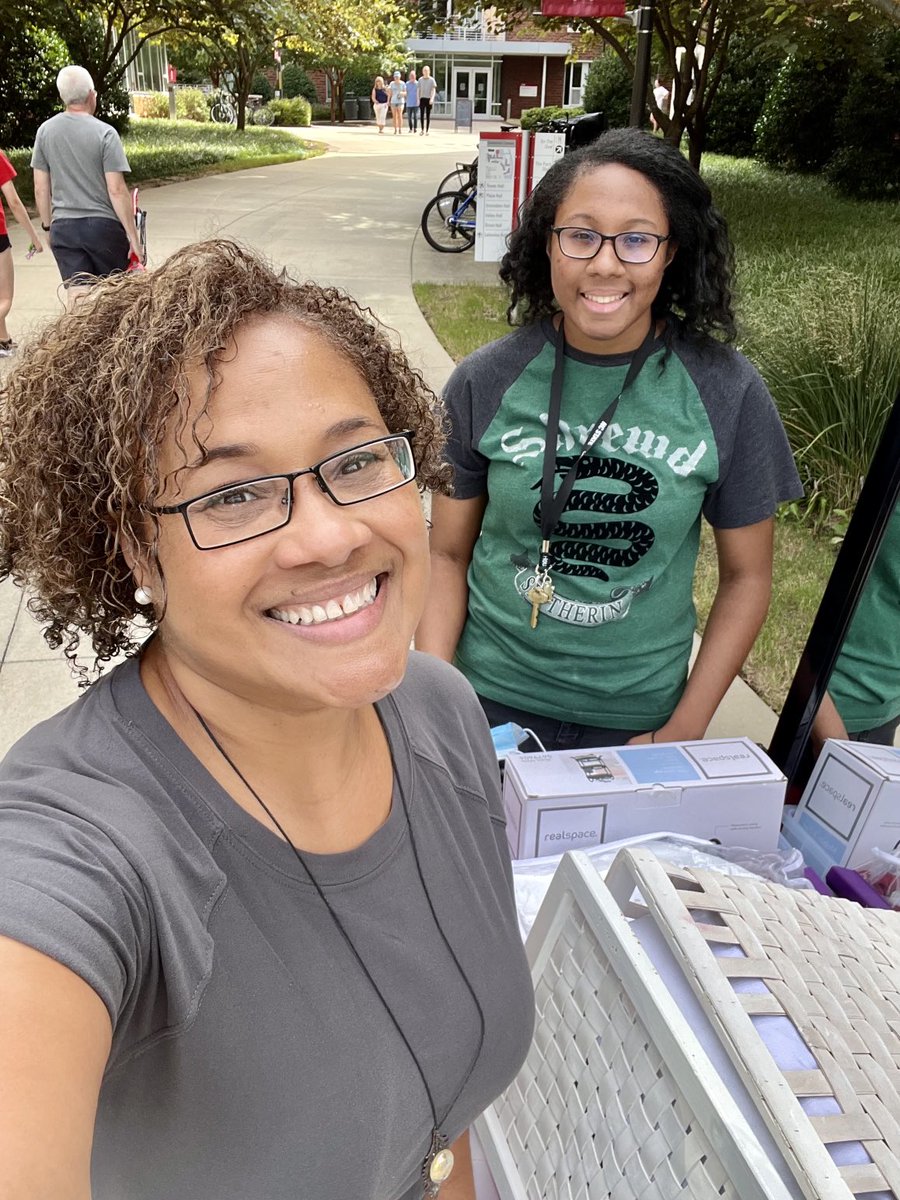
[500,127,736,342]
[0,239,451,673]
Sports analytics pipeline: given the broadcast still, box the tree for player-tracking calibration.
[186,0,293,129]
[568,0,773,167]
[463,0,897,166]
[285,0,410,121]
[0,23,69,147]
[8,0,213,121]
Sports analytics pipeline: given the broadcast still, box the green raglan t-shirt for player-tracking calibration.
[828,503,900,733]
[443,319,802,729]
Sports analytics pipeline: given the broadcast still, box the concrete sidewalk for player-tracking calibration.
[0,121,778,754]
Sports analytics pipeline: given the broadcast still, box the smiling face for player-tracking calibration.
[548,163,676,355]
[139,316,429,717]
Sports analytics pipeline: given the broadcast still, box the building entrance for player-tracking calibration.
[453,67,491,117]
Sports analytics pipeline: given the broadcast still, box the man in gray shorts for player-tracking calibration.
[32,66,143,303]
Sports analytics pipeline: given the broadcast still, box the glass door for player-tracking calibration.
[453,68,492,117]
[472,68,489,115]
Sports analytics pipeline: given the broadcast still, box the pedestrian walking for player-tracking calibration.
[418,66,436,135]
[0,150,44,357]
[371,75,389,133]
[388,70,406,135]
[31,65,143,307]
[650,77,670,132]
[405,70,419,134]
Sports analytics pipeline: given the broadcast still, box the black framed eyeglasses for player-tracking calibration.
[551,226,671,264]
[150,432,416,550]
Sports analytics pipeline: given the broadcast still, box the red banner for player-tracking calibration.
[541,0,626,14]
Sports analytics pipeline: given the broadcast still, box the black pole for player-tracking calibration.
[768,390,900,787]
[628,0,655,127]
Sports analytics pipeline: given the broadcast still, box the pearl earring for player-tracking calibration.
[134,586,153,606]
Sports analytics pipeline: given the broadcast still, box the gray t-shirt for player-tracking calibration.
[418,76,437,101]
[31,112,130,221]
[0,651,533,1200]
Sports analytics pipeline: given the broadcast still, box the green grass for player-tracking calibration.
[413,284,509,362]
[413,155,898,709]
[7,119,323,207]
[693,520,837,711]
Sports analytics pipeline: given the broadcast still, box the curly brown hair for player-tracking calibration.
[0,239,450,674]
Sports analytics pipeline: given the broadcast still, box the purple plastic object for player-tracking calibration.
[803,867,832,895]
[825,866,892,908]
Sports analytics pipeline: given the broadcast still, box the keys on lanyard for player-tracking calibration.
[526,540,554,629]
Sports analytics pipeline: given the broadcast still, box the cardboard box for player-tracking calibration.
[502,738,786,860]
[790,739,900,871]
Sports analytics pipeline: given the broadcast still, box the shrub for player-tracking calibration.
[519,105,583,130]
[132,92,169,119]
[754,34,849,172]
[582,51,632,129]
[705,36,780,158]
[175,87,209,121]
[747,266,900,513]
[267,97,312,127]
[311,103,333,122]
[281,63,318,103]
[824,27,900,201]
[344,56,384,97]
[251,73,274,102]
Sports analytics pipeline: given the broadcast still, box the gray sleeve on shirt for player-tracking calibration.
[30,127,47,171]
[102,128,130,174]
[443,324,547,499]
[0,793,147,1023]
[678,339,803,528]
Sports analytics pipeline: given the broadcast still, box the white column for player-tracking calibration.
[540,56,547,107]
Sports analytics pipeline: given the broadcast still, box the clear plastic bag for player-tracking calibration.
[854,847,900,909]
[511,833,810,940]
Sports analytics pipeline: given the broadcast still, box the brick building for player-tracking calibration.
[406,6,598,121]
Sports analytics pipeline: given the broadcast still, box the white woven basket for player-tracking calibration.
[474,851,795,1200]
[602,848,900,1200]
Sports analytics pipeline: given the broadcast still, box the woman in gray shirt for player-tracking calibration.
[0,239,534,1200]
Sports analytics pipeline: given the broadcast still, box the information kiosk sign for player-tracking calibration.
[474,131,528,262]
[529,131,566,193]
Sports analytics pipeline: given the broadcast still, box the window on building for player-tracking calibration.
[564,60,590,107]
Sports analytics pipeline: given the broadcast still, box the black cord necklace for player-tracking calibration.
[526,317,660,628]
[190,705,487,1199]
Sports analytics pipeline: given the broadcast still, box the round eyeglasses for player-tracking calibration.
[150,432,416,550]
[551,227,671,264]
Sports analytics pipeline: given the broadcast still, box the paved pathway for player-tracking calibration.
[0,120,777,754]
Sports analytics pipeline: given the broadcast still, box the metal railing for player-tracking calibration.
[418,19,494,40]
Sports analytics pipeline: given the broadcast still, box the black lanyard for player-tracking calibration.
[537,319,659,575]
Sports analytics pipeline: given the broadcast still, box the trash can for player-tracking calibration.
[356,97,373,121]
[342,96,359,121]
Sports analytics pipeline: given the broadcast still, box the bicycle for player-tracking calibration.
[421,186,477,253]
[436,156,477,197]
[210,90,237,125]
[247,94,275,126]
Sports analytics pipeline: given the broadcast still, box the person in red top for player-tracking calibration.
[0,151,44,357]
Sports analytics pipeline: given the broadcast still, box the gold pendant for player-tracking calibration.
[423,1130,454,1197]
